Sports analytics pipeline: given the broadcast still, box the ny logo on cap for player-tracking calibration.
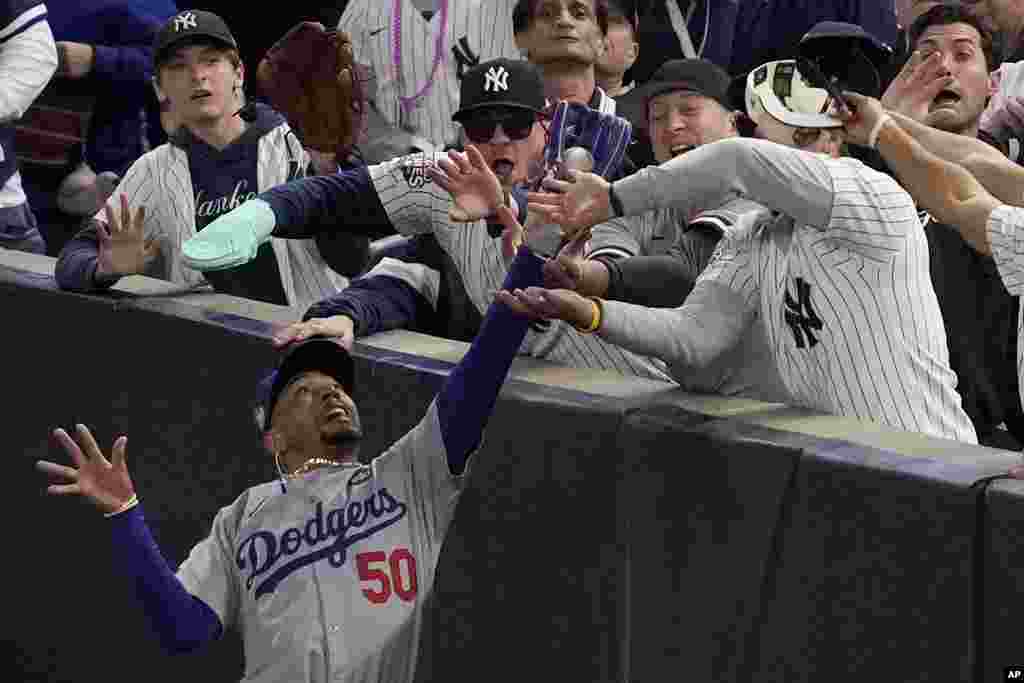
[174,11,198,32]
[483,66,509,93]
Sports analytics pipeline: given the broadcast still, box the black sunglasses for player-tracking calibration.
[462,109,539,144]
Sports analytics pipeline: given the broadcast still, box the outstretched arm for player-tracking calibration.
[842,92,1002,256]
[435,207,545,475]
[36,426,222,655]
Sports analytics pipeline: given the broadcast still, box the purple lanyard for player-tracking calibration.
[391,0,450,115]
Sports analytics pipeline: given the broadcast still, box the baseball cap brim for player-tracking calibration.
[264,337,355,431]
[745,60,843,129]
[452,102,546,122]
[156,33,236,63]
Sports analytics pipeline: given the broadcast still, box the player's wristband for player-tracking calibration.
[868,113,893,150]
[608,182,625,218]
[573,296,603,334]
[104,494,140,518]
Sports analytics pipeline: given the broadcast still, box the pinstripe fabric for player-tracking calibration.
[985,204,1024,416]
[339,0,521,149]
[92,123,347,312]
[602,144,977,442]
[369,151,673,381]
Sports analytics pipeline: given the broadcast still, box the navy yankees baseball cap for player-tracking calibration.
[154,10,238,66]
[254,337,355,433]
[453,59,547,121]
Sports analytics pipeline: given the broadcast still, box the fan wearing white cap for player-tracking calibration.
[504,57,977,443]
[743,58,847,156]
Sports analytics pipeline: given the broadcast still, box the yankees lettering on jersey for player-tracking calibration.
[783,277,823,349]
[195,179,259,221]
[237,488,407,599]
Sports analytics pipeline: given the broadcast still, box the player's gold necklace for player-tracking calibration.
[289,457,351,477]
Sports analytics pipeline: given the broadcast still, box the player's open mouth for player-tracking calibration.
[324,405,350,422]
[191,90,212,101]
[670,144,696,157]
[491,159,515,179]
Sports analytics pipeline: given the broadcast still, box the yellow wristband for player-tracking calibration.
[574,297,603,334]
[103,494,139,518]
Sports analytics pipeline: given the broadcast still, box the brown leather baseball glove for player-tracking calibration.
[256,22,364,161]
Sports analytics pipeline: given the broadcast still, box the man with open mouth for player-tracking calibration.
[878,2,1024,449]
[181,57,673,383]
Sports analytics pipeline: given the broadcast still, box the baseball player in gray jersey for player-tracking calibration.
[508,59,978,443]
[339,0,521,149]
[183,58,673,383]
[36,209,549,682]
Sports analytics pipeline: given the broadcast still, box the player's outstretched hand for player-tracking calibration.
[880,49,955,124]
[427,146,505,222]
[527,171,612,240]
[496,286,594,328]
[273,315,355,351]
[96,193,157,278]
[36,425,137,515]
[838,91,887,148]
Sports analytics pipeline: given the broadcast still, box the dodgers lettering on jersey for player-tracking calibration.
[339,0,521,148]
[368,150,674,382]
[178,402,463,683]
[236,486,408,599]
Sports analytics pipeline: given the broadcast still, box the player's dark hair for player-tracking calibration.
[908,2,1003,71]
[513,0,610,37]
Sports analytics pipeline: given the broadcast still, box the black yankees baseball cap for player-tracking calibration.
[154,10,238,66]
[453,58,547,121]
[255,337,355,433]
[629,58,733,112]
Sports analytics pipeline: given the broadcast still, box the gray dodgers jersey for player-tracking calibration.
[177,401,463,683]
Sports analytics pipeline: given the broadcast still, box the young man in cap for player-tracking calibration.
[53,9,354,310]
[506,57,978,443]
[36,206,549,682]
[183,57,671,382]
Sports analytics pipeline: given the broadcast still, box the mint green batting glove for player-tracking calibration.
[182,198,277,271]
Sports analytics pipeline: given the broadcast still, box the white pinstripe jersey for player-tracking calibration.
[602,138,977,442]
[984,204,1024,416]
[339,0,521,149]
[92,120,348,311]
[367,150,673,382]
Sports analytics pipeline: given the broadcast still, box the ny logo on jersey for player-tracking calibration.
[483,66,510,93]
[451,37,480,80]
[173,11,197,31]
[401,158,431,188]
[783,277,824,349]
